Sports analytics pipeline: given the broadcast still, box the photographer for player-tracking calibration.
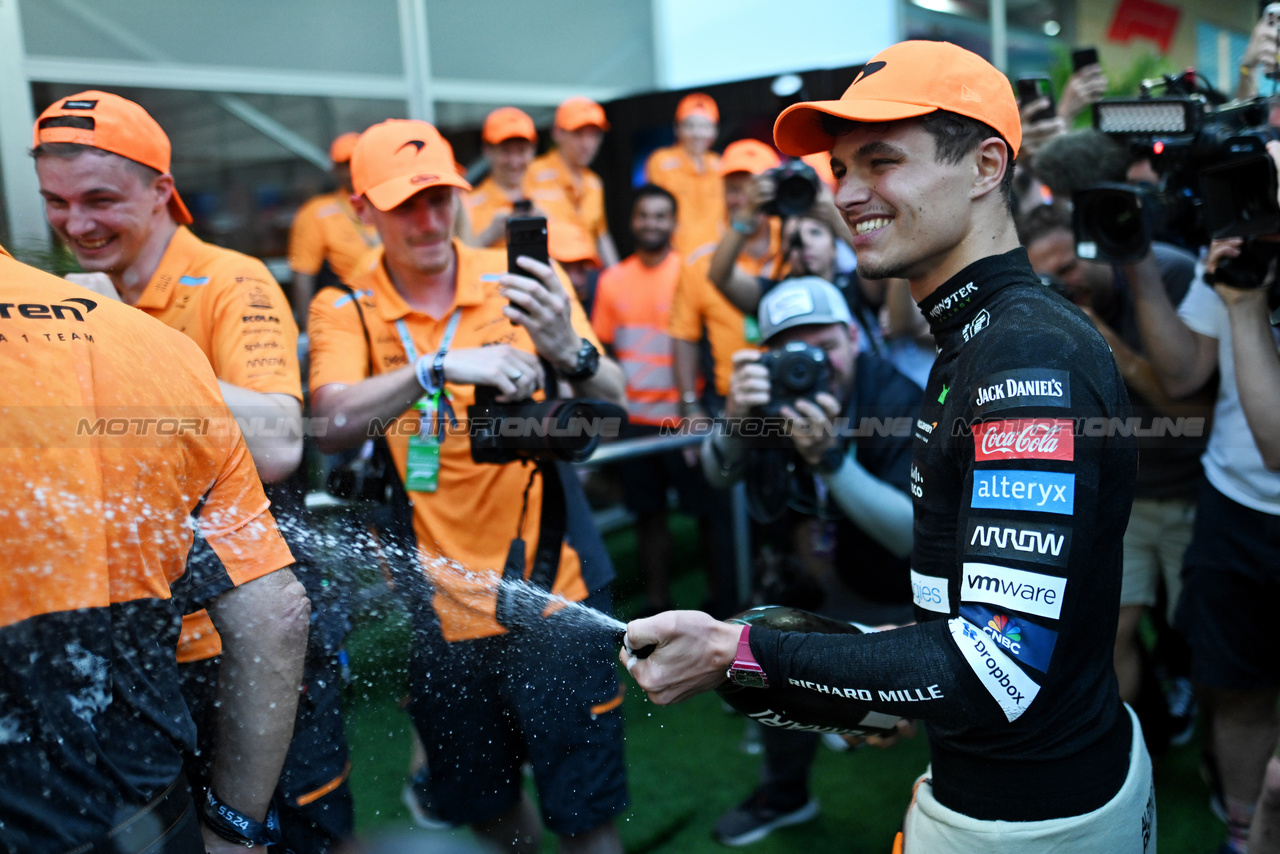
[706,161,850,317]
[701,276,921,844]
[308,119,628,854]
[1128,150,1280,854]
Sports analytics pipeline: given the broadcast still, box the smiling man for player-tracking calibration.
[30,92,356,853]
[622,42,1149,853]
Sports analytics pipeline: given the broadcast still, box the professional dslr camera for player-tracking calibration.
[762,159,820,218]
[469,385,626,465]
[1074,71,1280,263]
[757,342,829,416]
[743,342,832,523]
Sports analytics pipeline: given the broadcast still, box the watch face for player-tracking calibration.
[728,665,768,689]
[730,668,768,689]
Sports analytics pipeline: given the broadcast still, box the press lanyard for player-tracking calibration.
[395,309,462,442]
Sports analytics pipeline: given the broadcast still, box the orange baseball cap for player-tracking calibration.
[350,119,471,211]
[33,90,193,225]
[773,40,1021,157]
[548,221,599,265]
[329,132,360,164]
[676,93,719,124]
[719,139,781,176]
[483,107,537,145]
[555,97,610,132]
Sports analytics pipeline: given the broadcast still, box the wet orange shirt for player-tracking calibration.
[645,146,725,257]
[667,225,780,396]
[308,240,602,641]
[592,250,684,426]
[463,175,522,248]
[133,226,302,662]
[0,246,294,632]
[288,191,381,281]
[524,149,608,244]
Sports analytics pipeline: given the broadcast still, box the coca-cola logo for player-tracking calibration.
[973,419,1074,462]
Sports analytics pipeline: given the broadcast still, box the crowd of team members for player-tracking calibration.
[3,20,1280,854]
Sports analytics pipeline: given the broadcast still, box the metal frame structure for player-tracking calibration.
[0,0,630,250]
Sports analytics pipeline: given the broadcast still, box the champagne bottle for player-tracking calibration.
[716,605,903,738]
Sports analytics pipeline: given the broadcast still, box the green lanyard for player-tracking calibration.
[395,310,462,492]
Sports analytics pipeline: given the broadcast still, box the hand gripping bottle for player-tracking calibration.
[716,606,904,737]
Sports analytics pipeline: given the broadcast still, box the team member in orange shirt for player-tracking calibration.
[465,106,544,248]
[526,96,620,267]
[668,139,782,417]
[289,131,382,326]
[309,119,629,853]
[592,184,736,616]
[645,93,725,257]
[31,91,352,852]
[0,245,308,854]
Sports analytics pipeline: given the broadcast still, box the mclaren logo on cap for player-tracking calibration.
[962,86,981,102]
[410,174,440,185]
[62,99,98,110]
[853,61,887,84]
[397,140,427,154]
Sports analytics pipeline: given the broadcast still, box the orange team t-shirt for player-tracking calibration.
[524,149,608,244]
[667,224,781,396]
[308,240,603,641]
[463,175,522,248]
[288,191,382,281]
[645,146,726,258]
[131,226,302,663]
[591,250,684,427]
[0,245,294,636]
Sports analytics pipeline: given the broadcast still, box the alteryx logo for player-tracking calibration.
[178,275,210,287]
[971,470,1074,515]
[960,603,1058,673]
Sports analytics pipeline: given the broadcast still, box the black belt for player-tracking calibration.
[66,776,196,854]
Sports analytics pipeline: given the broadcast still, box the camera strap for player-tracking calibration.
[395,311,462,441]
[495,459,567,629]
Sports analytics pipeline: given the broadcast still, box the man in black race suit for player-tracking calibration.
[622,40,1152,852]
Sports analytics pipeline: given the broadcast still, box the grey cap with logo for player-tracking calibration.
[758,275,854,344]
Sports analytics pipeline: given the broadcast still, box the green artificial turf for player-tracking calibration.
[337,513,1228,853]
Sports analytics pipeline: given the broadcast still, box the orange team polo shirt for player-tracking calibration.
[645,146,726,258]
[524,149,608,244]
[308,240,603,641]
[288,191,382,281]
[132,226,302,663]
[591,250,684,427]
[0,246,294,636]
[667,224,781,396]
[463,175,521,248]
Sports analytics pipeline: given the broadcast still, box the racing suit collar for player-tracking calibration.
[917,247,1036,341]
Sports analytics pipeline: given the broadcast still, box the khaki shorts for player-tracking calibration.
[1119,497,1196,619]
[903,706,1155,854]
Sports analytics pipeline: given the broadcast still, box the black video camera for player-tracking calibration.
[762,159,820,218]
[468,385,626,465]
[1075,75,1280,262]
[758,342,829,416]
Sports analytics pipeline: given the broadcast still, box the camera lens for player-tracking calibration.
[781,356,818,392]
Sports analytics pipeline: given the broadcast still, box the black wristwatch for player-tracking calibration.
[813,444,846,476]
[200,788,282,848]
[561,337,600,382]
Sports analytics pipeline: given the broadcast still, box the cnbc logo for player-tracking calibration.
[986,614,1023,655]
[988,614,1021,643]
